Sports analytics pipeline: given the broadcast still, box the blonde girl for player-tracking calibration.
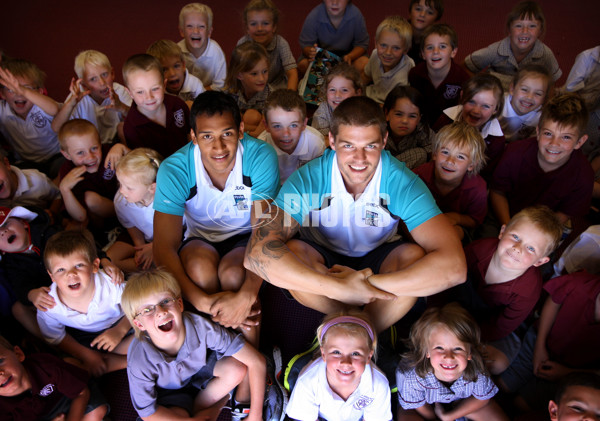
[107,148,162,273]
[286,311,392,421]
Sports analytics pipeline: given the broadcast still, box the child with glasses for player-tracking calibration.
[121,269,266,421]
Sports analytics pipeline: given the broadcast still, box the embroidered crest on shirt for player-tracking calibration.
[443,85,461,100]
[30,110,48,128]
[39,383,55,397]
[234,194,249,210]
[363,210,379,227]
[174,109,185,128]
[103,162,115,181]
[353,395,374,410]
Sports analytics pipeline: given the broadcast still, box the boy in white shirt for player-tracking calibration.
[259,89,325,183]
[177,3,227,91]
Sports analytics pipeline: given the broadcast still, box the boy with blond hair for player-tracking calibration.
[0,334,108,420]
[122,269,265,421]
[491,93,594,227]
[413,121,487,240]
[37,230,131,377]
[435,205,563,376]
[408,23,469,126]
[147,39,205,102]
[363,16,414,104]
[177,3,226,91]
[0,59,63,178]
[122,54,190,158]
[259,89,325,183]
[51,50,131,144]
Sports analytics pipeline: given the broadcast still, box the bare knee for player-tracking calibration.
[84,191,115,218]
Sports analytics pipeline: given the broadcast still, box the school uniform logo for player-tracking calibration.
[30,110,48,128]
[174,109,185,128]
[233,194,249,210]
[103,162,115,181]
[353,395,373,410]
[443,85,461,100]
[363,210,379,227]
[39,383,55,397]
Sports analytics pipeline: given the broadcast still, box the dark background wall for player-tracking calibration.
[1,0,598,98]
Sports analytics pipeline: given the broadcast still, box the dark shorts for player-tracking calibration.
[281,238,406,300]
[42,379,108,421]
[66,317,133,352]
[179,233,250,258]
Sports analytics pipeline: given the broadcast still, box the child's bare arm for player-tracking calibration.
[90,316,131,352]
[533,295,561,375]
[65,385,90,421]
[105,143,130,170]
[286,68,299,91]
[414,403,436,419]
[0,67,60,116]
[232,344,266,421]
[434,398,499,421]
[58,334,108,377]
[27,286,56,311]
[59,166,88,222]
[51,78,90,133]
[489,190,511,226]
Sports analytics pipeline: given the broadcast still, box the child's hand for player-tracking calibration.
[533,345,549,376]
[343,54,353,64]
[69,77,90,103]
[0,67,27,97]
[82,349,108,377]
[51,413,66,421]
[59,166,86,191]
[134,243,154,270]
[105,143,130,170]
[90,327,123,352]
[308,44,318,61]
[28,287,56,311]
[536,360,571,381]
[434,402,450,421]
[101,259,124,285]
[104,85,126,114]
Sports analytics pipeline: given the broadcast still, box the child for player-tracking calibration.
[499,270,600,410]
[122,54,191,158]
[237,0,298,90]
[548,372,600,420]
[147,39,205,102]
[177,3,227,91]
[0,154,60,211]
[37,230,132,377]
[225,42,272,137]
[396,303,508,421]
[563,45,600,111]
[408,23,470,126]
[311,62,362,137]
[0,335,108,420]
[413,122,487,240]
[286,311,392,421]
[436,206,562,375]
[108,148,162,273]
[121,269,265,421]
[297,0,370,75]
[0,60,63,178]
[406,0,444,65]
[499,64,552,142]
[464,1,561,89]
[362,16,414,104]
[491,93,594,227]
[259,89,325,183]
[434,73,506,180]
[51,50,132,144]
[58,119,123,225]
[383,85,433,169]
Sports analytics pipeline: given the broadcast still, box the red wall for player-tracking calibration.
[1,0,598,98]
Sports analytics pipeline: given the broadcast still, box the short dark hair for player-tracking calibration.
[44,230,98,270]
[408,0,444,20]
[264,89,307,122]
[539,93,588,136]
[421,23,458,51]
[331,96,387,138]
[190,91,242,133]
[506,1,545,36]
[383,85,425,117]
[555,372,600,404]
[510,63,553,92]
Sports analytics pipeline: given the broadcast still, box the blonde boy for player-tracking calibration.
[413,122,487,240]
[58,119,121,224]
[0,59,63,177]
[122,269,265,421]
[51,50,131,144]
[500,64,552,142]
[122,54,191,158]
[362,16,414,104]
[177,3,226,91]
[491,93,594,226]
[147,39,205,102]
[37,230,132,377]
[259,89,325,183]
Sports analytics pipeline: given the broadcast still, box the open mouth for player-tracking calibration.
[0,375,12,388]
[440,364,457,370]
[100,87,110,96]
[191,36,203,43]
[349,164,367,171]
[441,165,455,173]
[167,79,181,88]
[158,320,173,332]
[14,100,27,107]
[7,234,16,244]
[68,282,81,290]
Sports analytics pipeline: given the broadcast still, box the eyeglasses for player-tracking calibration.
[134,296,179,319]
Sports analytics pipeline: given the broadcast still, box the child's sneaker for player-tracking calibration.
[272,347,289,410]
[264,352,286,421]
[230,402,251,420]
